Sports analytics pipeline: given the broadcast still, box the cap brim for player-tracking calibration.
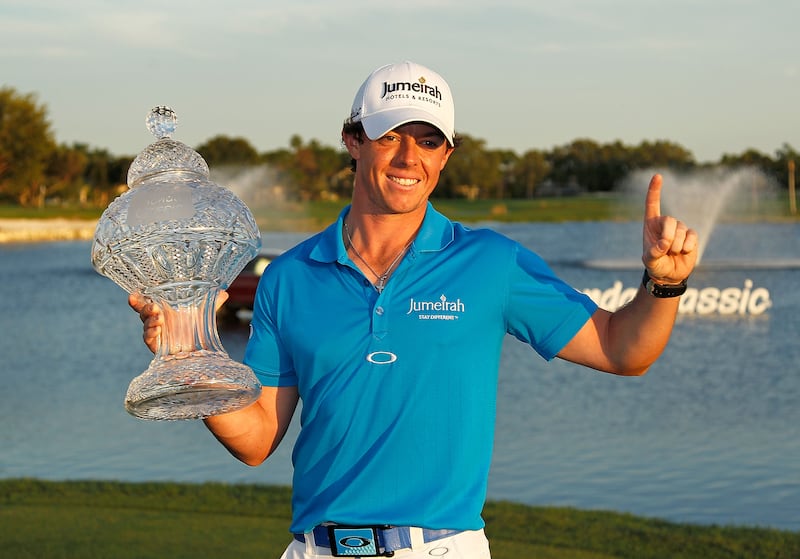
[360,108,455,147]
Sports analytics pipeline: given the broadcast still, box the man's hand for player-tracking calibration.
[642,174,698,283]
[127,291,230,354]
[128,293,164,354]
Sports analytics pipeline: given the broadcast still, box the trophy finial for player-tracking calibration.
[127,105,208,188]
[146,105,178,139]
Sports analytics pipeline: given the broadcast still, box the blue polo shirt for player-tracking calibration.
[244,203,597,533]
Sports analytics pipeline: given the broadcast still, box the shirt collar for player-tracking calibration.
[309,202,455,264]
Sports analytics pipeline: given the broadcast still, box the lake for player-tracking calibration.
[1,221,798,531]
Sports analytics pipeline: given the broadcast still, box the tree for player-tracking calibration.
[772,143,799,189]
[45,144,88,203]
[438,134,506,199]
[629,140,695,170]
[511,150,550,198]
[80,145,133,205]
[196,135,259,167]
[547,139,608,193]
[720,148,773,170]
[0,86,56,206]
[265,135,351,201]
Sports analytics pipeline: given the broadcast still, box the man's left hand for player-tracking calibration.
[642,174,698,283]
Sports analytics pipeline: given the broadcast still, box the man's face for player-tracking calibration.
[344,122,454,216]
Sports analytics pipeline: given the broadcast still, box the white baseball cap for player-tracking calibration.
[348,61,455,146]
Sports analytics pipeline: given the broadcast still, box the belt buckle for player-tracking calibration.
[326,525,388,557]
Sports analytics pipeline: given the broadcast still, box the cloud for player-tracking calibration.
[86,11,176,49]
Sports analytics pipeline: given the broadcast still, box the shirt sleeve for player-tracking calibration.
[242,270,299,387]
[505,243,598,361]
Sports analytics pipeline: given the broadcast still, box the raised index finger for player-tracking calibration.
[644,174,663,220]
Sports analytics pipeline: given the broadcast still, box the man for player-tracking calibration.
[130,61,697,558]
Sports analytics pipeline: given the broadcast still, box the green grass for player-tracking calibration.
[0,205,102,221]
[1,479,797,558]
[231,196,798,230]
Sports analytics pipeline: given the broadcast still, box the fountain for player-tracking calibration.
[583,167,800,271]
[575,167,800,315]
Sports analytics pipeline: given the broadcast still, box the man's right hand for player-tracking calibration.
[128,293,164,354]
[128,291,230,354]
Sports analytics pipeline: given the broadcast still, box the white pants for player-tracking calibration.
[278,528,491,558]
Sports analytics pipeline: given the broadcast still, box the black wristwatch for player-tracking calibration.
[642,269,688,298]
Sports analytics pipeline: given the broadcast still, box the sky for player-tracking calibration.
[2,0,798,163]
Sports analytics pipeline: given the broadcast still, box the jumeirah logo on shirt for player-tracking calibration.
[406,294,465,320]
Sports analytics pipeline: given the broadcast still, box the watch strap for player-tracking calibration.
[642,269,688,298]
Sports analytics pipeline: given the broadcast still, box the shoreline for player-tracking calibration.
[0,218,98,244]
[1,209,794,245]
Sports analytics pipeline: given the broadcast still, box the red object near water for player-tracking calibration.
[224,249,284,313]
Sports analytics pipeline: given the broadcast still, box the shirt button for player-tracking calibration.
[375,307,384,315]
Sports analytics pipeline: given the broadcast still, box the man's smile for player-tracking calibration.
[388,176,420,186]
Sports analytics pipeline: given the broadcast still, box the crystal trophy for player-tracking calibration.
[91,106,263,420]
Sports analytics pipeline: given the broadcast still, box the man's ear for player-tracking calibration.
[439,146,455,170]
[342,132,360,158]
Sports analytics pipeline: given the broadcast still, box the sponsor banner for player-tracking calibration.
[582,279,771,316]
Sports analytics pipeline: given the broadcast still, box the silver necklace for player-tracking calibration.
[344,220,412,293]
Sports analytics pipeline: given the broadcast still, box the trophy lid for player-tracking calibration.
[126,106,210,187]
[92,104,262,296]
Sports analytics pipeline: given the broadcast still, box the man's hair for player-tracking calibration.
[341,120,461,172]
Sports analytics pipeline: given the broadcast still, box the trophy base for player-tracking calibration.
[125,352,261,421]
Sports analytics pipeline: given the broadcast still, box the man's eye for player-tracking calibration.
[421,139,444,148]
